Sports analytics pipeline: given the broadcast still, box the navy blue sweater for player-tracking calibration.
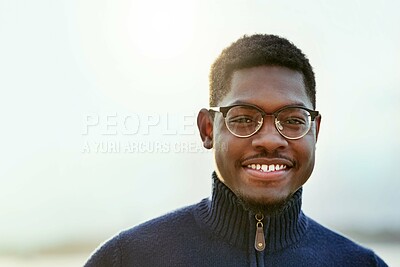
[85,173,387,266]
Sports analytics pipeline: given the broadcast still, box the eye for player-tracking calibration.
[283,117,306,125]
[229,116,255,124]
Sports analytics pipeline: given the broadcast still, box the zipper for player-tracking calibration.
[254,213,265,251]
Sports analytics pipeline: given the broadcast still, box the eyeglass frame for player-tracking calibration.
[209,103,320,140]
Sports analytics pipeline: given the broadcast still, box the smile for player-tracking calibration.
[247,164,287,173]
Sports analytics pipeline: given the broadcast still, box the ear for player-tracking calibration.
[197,108,214,149]
[314,114,321,142]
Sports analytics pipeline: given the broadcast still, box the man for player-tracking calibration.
[85,34,387,266]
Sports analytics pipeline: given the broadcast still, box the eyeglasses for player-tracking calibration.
[209,104,319,140]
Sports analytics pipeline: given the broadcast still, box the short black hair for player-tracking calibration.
[209,34,316,108]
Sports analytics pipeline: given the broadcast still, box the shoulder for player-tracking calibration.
[120,202,200,241]
[84,201,205,267]
[302,217,388,266]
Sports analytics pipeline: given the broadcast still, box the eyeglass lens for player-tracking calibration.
[225,106,312,138]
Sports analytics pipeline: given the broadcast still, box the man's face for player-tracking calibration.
[212,66,320,206]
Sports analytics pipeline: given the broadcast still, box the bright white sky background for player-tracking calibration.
[1,0,399,254]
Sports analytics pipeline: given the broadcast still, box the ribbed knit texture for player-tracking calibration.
[85,172,388,267]
[196,173,308,253]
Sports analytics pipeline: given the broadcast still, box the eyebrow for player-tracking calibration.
[227,100,308,109]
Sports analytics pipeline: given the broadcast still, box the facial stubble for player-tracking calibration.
[234,189,294,215]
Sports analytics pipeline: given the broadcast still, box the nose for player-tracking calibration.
[251,116,288,151]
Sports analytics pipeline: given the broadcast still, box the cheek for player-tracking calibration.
[213,125,245,172]
[213,122,229,165]
[213,120,232,153]
[214,132,234,162]
[295,138,317,170]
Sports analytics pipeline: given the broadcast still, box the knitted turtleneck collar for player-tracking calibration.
[195,172,308,254]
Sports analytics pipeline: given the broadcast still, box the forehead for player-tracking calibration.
[221,66,312,110]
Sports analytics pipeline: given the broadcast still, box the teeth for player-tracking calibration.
[247,164,287,172]
[261,165,268,172]
[269,165,275,172]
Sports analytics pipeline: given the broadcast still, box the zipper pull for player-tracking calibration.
[254,213,265,251]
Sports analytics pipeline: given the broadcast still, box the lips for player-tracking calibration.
[241,156,294,177]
